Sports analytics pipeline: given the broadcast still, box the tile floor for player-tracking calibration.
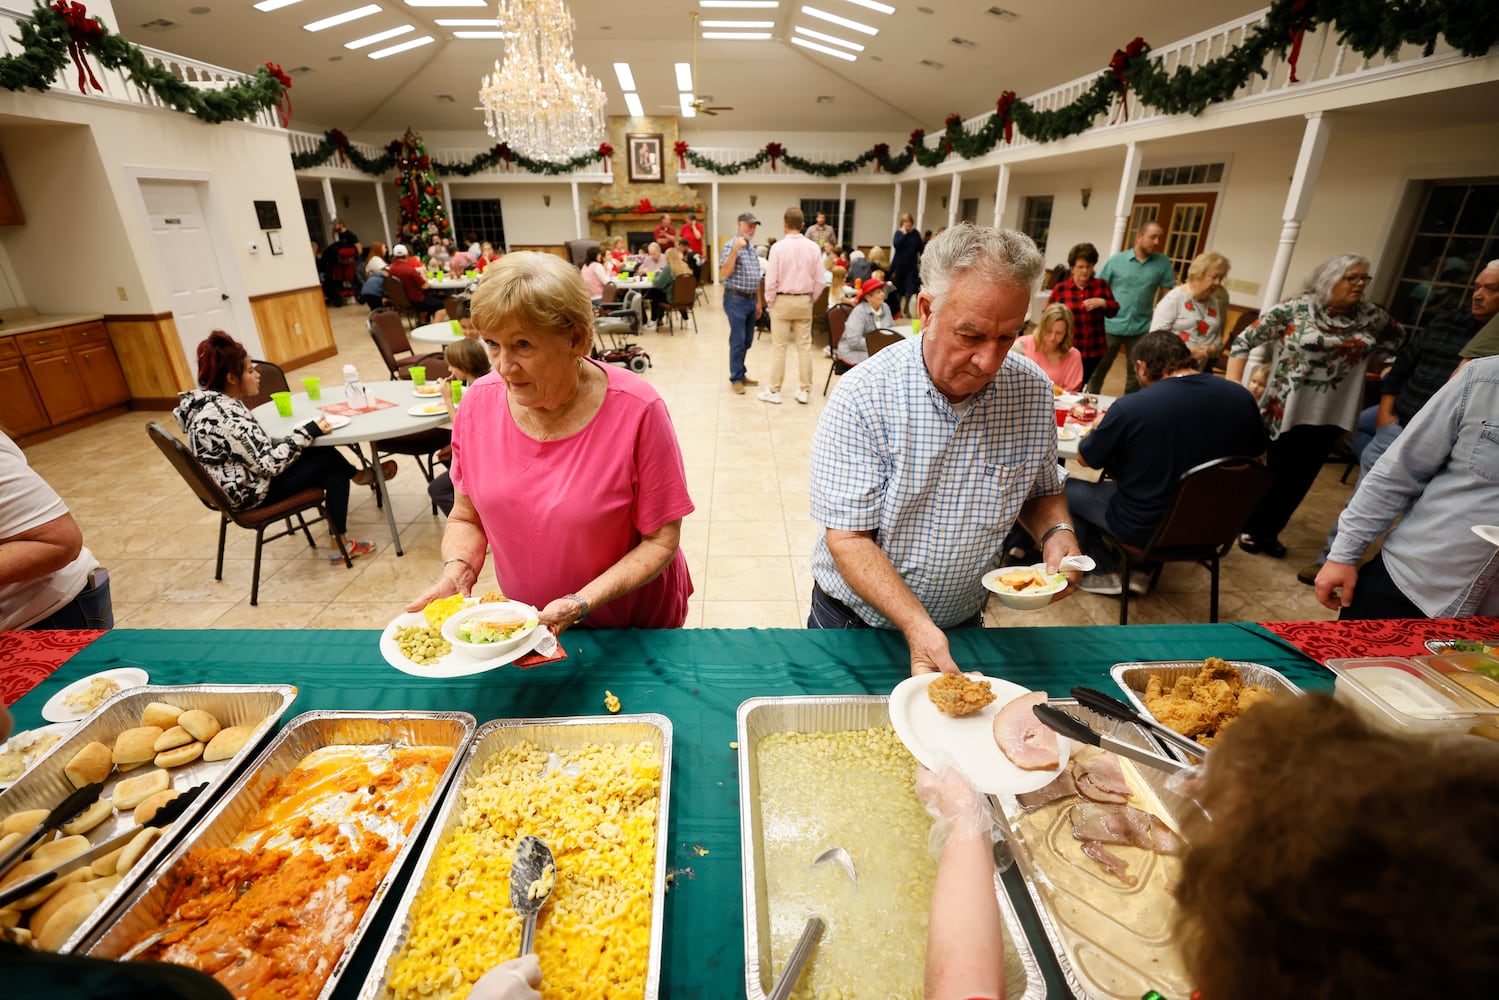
[26,287,1344,631]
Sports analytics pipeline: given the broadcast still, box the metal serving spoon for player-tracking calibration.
[510,835,556,958]
[767,846,857,1000]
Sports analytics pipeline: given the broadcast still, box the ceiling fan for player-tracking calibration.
[667,12,735,116]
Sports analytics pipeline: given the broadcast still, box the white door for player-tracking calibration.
[138,180,239,364]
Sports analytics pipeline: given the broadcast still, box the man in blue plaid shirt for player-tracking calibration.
[809,224,1082,675]
[719,211,765,394]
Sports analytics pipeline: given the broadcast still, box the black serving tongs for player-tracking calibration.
[0,781,104,882]
[1070,686,1207,760]
[1032,704,1190,776]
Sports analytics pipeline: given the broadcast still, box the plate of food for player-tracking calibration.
[0,721,76,789]
[321,413,351,430]
[408,402,449,416]
[889,673,1071,795]
[380,594,549,678]
[982,564,1068,610]
[1056,427,1077,441]
[412,383,442,398]
[1426,639,1499,659]
[42,667,150,723]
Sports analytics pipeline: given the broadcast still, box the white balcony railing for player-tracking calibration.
[0,3,281,130]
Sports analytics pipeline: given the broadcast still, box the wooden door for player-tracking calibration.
[1124,192,1218,282]
[26,352,91,424]
[0,358,48,436]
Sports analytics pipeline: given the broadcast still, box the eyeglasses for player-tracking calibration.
[1342,274,1373,285]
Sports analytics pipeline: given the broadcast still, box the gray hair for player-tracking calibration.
[1484,259,1499,274]
[1302,253,1370,306]
[918,223,1044,310]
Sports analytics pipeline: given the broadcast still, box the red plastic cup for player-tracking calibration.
[1055,403,1069,427]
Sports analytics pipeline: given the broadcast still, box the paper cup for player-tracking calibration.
[409,366,426,387]
[301,376,321,400]
[271,391,293,417]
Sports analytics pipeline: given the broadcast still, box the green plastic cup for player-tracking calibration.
[450,318,463,337]
[301,376,321,400]
[451,380,464,404]
[409,366,426,387]
[270,391,293,417]
[911,317,921,336]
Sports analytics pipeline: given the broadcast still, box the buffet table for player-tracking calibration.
[7,623,1331,998]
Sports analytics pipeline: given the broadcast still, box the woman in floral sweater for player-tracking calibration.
[1152,250,1230,369]
[1225,254,1402,558]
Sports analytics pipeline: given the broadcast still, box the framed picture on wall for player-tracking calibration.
[627,132,663,183]
[253,200,281,230]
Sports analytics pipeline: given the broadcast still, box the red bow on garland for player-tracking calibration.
[50,1,103,94]
[263,62,292,127]
[1286,0,1312,83]
[944,114,962,155]
[908,128,925,149]
[598,142,613,172]
[494,143,511,169]
[996,91,1017,145]
[637,198,654,214]
[329,128,350,164]
[871,142,888,171]
[674,140,689,169]
[1108,36,1148,122]
[765,142,783,171]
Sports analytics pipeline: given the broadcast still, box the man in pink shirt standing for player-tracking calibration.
[760,207,826,405]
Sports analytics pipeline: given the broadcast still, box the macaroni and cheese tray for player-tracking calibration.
[82,711,475,1000]
[0,684,296,954]
[737,696,1043,1000]
[360,714,673,1000]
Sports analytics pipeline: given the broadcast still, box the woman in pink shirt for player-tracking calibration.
[580,245,610,304]
[407,253,694,631]
[1016,303,1084,391]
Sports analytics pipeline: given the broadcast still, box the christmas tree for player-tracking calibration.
[394,128,452,248]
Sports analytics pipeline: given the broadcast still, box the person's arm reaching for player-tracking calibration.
[824,528,958,675]
[406,492,490,609]
[0,512,83,587]
[918,766,1005,1000]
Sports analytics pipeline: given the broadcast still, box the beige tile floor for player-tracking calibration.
[24,287,1342,631]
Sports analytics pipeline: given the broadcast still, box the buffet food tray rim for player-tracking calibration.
[0,683,298,954]
[736,694,1043,1000]
[79,708,477,1000]
[1110,660,1304,760]
[357,713,674,1000]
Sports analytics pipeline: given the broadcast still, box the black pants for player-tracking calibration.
[1079,354,1103,389]
[642,288,668,323]
[428,471,455,516]
[1242,423,1344,542]
[1339,552,1425,621]
[807,582,982,629]
[263,449,357,535]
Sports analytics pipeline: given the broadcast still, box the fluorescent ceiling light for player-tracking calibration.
[453,30,515,37]
[699,1,779,7]
[253,0,302,10]
[700,19,774,26]
[801,5,877,34]
[404,0,487,7]
[673,62,693,90]
[702,31,772,39]
[790,35,855,60]
[842,0,895,13]
[345,24,415,48]
[613,62,635,91]
[434,18,500,25]
[794,24,863,50]
[623,93,644,116]
[304,3,381,30]
[369,34,434,57]
[679,93,697,117]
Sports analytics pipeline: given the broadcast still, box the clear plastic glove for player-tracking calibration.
[469,954,542,1000]
[915,763,998,859]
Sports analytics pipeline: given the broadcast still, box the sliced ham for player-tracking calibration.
[1016,769,1077,811]
[1068,801,1185,856]
[1073,748,1132,804]
[1080,840,1137,885]
[993,691,1061,771]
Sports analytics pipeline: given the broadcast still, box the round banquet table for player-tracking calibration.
[409,319,466,347]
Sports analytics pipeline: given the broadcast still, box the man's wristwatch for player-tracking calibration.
[564,593,589,623]
[1039,522,1076,546]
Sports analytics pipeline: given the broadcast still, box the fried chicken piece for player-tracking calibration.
[1237,684,1274,714]
[928,673,997,717]
[1143,693,1213,739]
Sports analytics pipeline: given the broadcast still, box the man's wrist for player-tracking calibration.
[1039,522,1075,546]
[563,592,589,622]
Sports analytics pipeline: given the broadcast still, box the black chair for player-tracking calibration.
[369,308,448,380]
[823,303,853,395]
[374,428,452,516]
[147,422,351,606]
[1103,456,1273,625]
[241,359,289,412]
[382,277,422,327]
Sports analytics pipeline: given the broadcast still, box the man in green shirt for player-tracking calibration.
[1086,221,1177,394]
[1459,310,1499,361]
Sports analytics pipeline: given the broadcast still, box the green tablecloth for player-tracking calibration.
[9,623,1327,999]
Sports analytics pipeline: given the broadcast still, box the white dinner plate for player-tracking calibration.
[42,667,150,723]
[0,722,77,789]
[1057,427,1077,441]
[412,386,443,399]
[407,402,449,417]
[380,607,549,678]
[888,673,1071,796]
[1472,524,1499,547]
[322,413,351,430]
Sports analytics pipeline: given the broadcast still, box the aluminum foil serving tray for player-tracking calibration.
[1111,660,1304,759]
[737,695,1043,1000]
[0,683,296,953]
[358,713,674,1000]
[82,710,476,1000]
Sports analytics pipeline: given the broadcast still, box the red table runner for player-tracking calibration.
[320,397,397,417]
[0,630,107,706]
[1258,616,1499,663]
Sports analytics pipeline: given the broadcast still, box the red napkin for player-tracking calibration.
[320,398,396,417]
[516,629,569,669]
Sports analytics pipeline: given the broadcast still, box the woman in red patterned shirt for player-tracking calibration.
[1046,242,1119,386]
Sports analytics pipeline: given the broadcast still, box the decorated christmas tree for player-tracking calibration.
[394,128,451,248]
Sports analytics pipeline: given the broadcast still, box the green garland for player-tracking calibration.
[0,2,287,125]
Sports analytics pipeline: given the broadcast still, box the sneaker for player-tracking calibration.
[1297,561,1322,586]
[758,389,783,404]
[742,377,759,387]
[352,460,399,487]
[330,539,375,563]
[1079,571,1123,596]
[823,345,832,358]
[731,381,745,394]
[1127,571,1150,596]
[1238,533,1287,558]
[794,390,810,404]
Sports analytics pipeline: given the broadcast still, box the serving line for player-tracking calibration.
[250,380,450,557]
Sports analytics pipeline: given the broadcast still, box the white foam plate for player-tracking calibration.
[889,673,1070,795]
[412,386,442,398]
[379,606,549,678]
[322,413,351,430]
[1056,427,1077,441]
[0,722,77,789]
[42,667,150,722]
[407,402,449,416]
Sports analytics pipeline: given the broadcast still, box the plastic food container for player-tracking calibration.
[1325,657,1499,735]
[1413,655,1499,707]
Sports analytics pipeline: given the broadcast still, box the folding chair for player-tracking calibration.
[242,359,289,413]
[865,329,905,357]
[823,303,853,395]
[664,274,698,334]
[368,308,448,380]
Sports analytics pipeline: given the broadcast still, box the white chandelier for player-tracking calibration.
[478,0,607,162]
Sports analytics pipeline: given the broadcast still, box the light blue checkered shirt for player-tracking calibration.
[809,337,1062,627]
[719,237,763,295]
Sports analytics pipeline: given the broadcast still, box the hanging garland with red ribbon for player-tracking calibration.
[598,142,613,173]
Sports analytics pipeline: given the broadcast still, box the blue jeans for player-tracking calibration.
[1320,416,1403,560]
[27,571,114,630]
[1065,478,1119,575]
[807,582,982,629]
[723,291,756,384]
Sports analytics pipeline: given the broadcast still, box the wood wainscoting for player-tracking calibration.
[507,245,568,259]
[249,286,336,372]
[105,312,193,409]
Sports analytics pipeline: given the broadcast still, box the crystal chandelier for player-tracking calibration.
[478,0,607,162]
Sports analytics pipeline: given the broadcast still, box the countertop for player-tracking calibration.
[0,312,106,337]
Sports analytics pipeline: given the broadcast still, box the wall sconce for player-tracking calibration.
[543,194,551,207]
[1081,188,1092,209]
[940,195,949,209]
[749,194,757,207]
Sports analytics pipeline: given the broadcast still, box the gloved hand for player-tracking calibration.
[469,953,542,1000]
[915,763,998,859]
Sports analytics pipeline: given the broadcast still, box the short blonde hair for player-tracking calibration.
[1188,251,1231,281]
[470,252,593,352]
[1036,303,1075,354]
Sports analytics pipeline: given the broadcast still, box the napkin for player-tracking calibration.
[516,628,569,669]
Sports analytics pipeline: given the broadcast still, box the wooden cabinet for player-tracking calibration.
[0,339,48,437]
[67,324,130,410]
[1,321,131,439]
[27,349,91,424]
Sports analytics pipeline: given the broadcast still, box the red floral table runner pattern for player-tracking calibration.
[1258,616,1499,663]
[0,630,106,706]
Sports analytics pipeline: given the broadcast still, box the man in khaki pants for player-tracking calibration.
[760,207,825,405]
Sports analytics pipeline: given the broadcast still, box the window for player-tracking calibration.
[1386,180,1499,338]
[800,199,853,247]
[1020,196,1053,254]
[1137,162,1225,188]
[450,199,507,251]
[301,198,325,248]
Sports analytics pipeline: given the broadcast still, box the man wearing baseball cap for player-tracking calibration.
[719,212,764,394]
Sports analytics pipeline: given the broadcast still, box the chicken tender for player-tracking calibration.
[928,673,997,718]
[1141,658,1275,745]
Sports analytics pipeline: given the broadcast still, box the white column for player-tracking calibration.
[915,179,928,233]
[992,163,1010,229]
[947,172,961,229]
[1109,143,1145,254]
[321,177,336,226]
[374,181,391,246]
[837,181,847,245]
[891,181,902,235]
[441,182,454,237]
[1262,112,1332,310]
[711,181,720,283]
[571,181,582,240]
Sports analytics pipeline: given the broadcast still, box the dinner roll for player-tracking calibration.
[90,844,125,877]
[1,808,49,836]
[32,834,91,867]
[30,881,96,945]
[112,769,170,811]
[112,727,164,766]
[0,830,20,855]
[116,760,145,772]
[133,788,181,825]
[0,859,89,911]
[140,702,184,730]
[32,886,100,951]
[64,741,113,788]
[116,826,161,874]
[177,710,221,743]
[203,725,252,762]
[153,725,194,752]
[60,797,112,836]
[154,741,204,769]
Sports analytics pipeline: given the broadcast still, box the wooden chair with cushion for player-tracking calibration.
[822,303,854,395]
[241,359,289,413]
[1102,455,1272,625]
[865,329,905,358]
[381,277,422,327]
[369,308,448,381]
[147,421,351,606]
[664,274,698,334]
